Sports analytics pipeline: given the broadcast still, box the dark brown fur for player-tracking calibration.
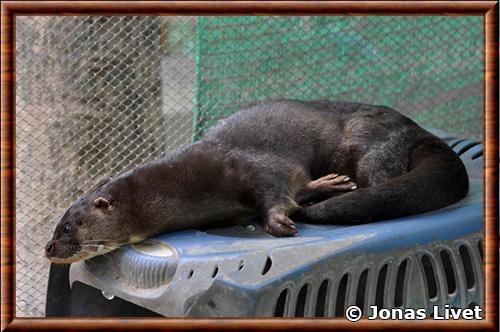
[46,100,468,263]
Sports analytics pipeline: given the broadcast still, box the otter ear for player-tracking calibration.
[93,197,110,209]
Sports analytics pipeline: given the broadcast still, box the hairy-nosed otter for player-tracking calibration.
[46,100,468,263]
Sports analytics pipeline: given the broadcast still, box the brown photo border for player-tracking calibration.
[1,1,498,331]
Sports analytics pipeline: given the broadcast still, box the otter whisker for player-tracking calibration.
[81,239,113,243]
[79,244,118,252]
[80,244,117,249]
[80,239,114,245]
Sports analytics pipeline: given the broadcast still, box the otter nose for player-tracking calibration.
[45,241,55,257]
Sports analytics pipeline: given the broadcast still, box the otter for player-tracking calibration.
[45,100,468,264]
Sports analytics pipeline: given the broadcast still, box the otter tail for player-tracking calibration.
[299,139,469,224]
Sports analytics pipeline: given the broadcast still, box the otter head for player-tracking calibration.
[45,177,144,264]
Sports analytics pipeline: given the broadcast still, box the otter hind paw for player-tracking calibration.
[309,173,357,191]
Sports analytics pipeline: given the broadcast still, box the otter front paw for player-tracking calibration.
[264,207,298,237]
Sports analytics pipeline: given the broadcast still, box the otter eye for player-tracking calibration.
[63,224,71,233]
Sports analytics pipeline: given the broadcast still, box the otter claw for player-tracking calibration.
[265,208,298,237]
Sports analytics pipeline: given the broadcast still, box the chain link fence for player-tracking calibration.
[16,16,197,317]
[16,16,482,317]
[194,16,482,139]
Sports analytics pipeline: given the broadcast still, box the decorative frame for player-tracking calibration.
[1,1,498,331]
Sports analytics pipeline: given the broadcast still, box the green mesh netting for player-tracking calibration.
[194,16,483,141]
